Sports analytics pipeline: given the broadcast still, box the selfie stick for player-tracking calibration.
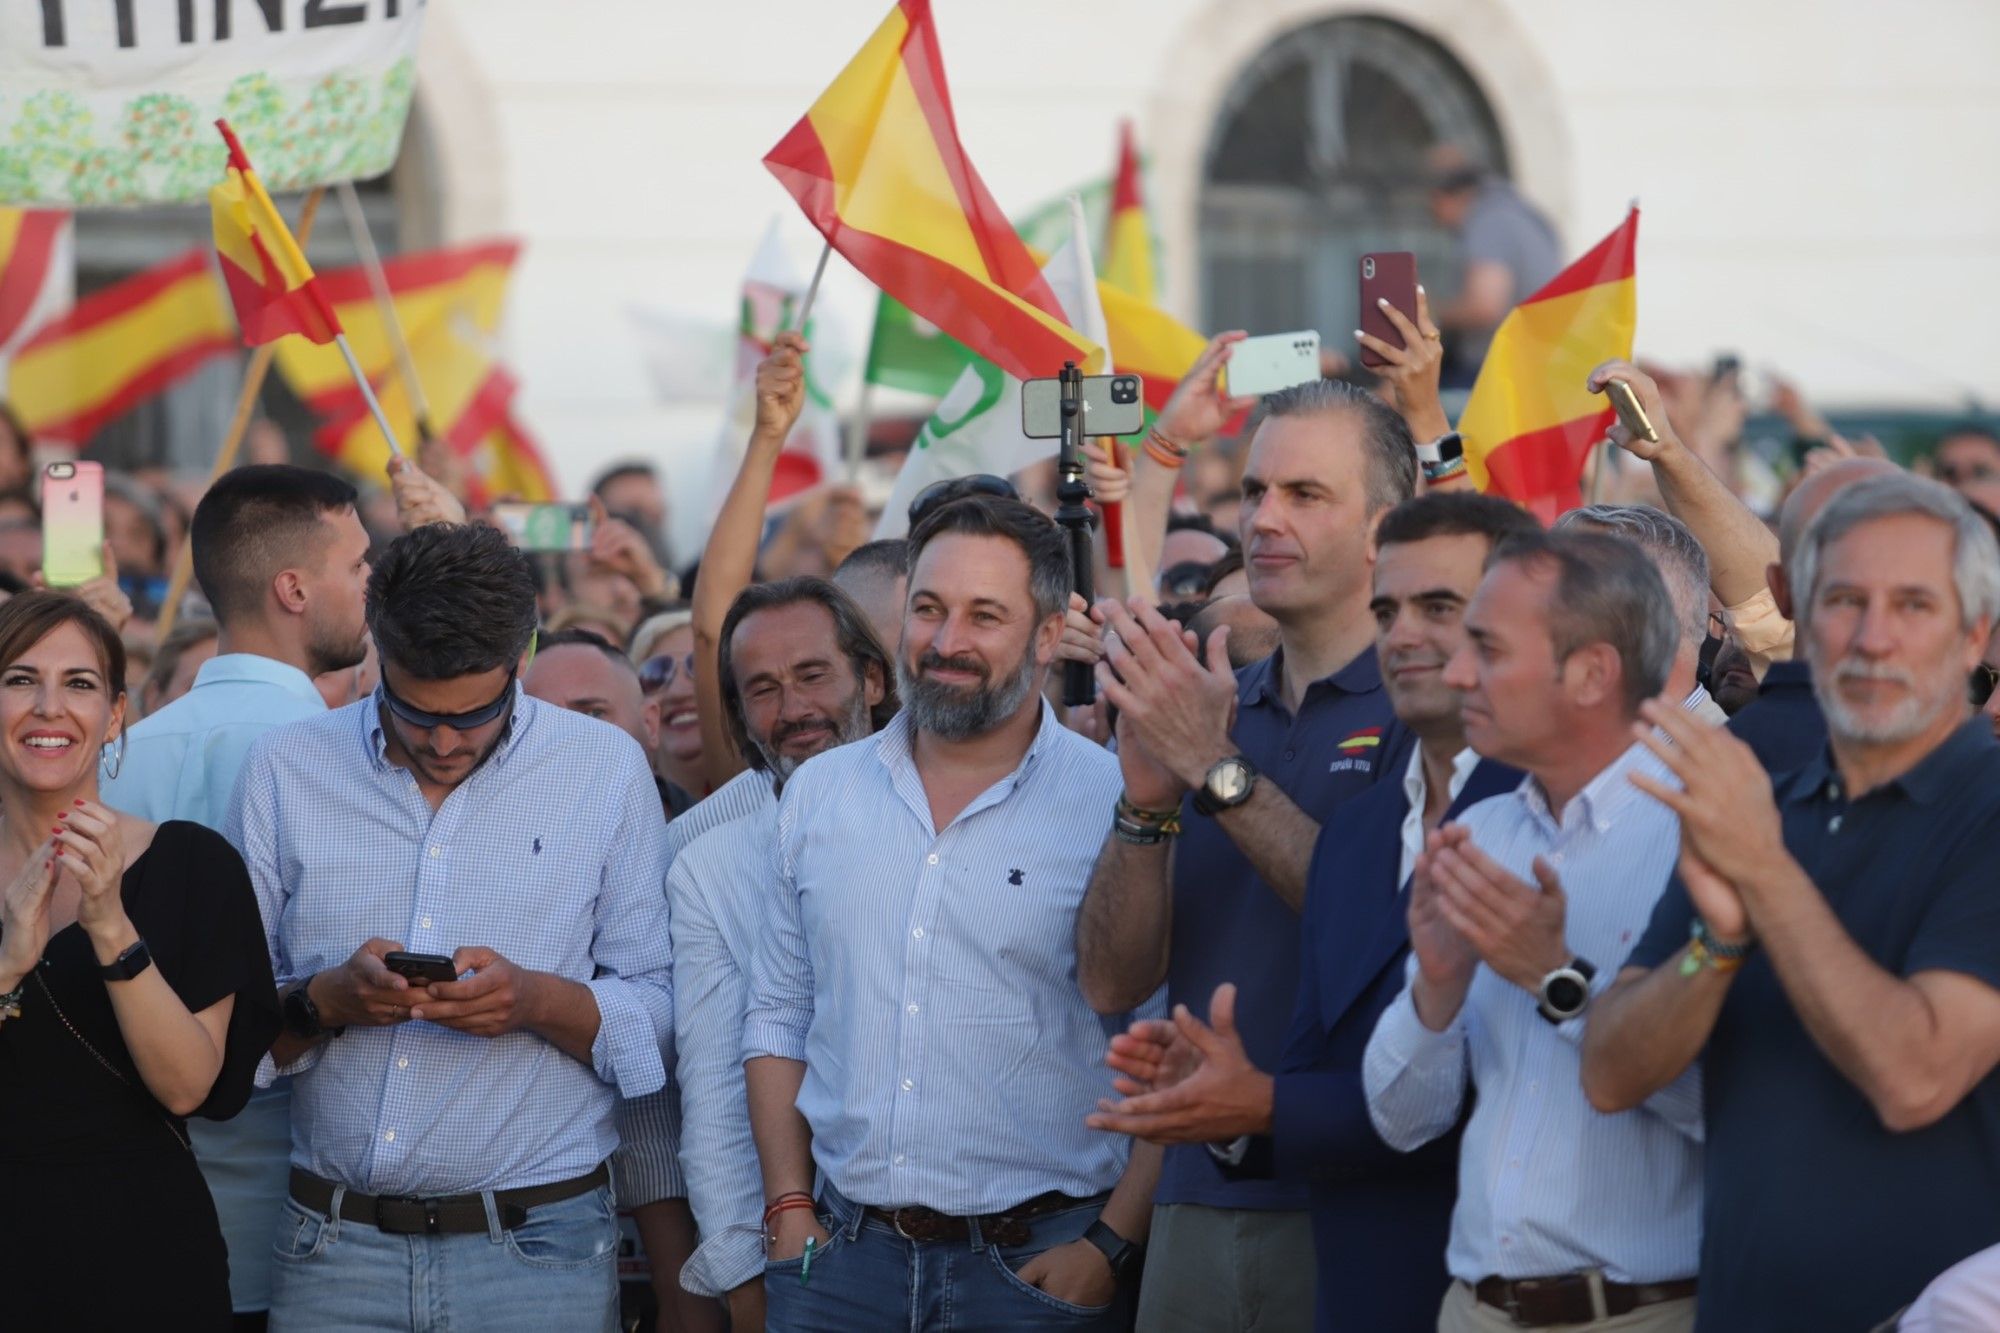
[1053,360,1096,707]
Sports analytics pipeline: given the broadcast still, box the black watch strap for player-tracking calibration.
[283,976,344,1040]
[99,938,153,982]
[1082,1219,1141,1280]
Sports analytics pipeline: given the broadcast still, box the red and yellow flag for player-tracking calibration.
[209,119,340,346]
[316,317,509,480]
[1101,121,1157,305]
[0,209,67,351]
[764,0,1099,381]
[1461,208,1639,524]
[5,249,236,443]
[473,406,558,505]
[274,240,520,414]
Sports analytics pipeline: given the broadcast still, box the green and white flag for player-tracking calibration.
[876,198,1112,539]
[863,295,973,399]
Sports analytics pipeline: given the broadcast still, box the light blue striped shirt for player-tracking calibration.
[613,767,777,1208]
[743,702,1146,1214]
[1363,741,1703,1284]
[672,804,779,1296]
[227,689,674,1195]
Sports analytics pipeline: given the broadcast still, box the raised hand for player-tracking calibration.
[587,496,675,599]
[1586,359,1683,464]
[1083,440,1130,505]
[1093,596,1237,791]
[54,801,130,948]
[1155,331,1259,447]
[1357,286,1450,442]
[1407,830,1480,1030]
[753,332,811,443]
[387,453,467,531]
[1630,699,1784,938]
[1429,834,1571,994]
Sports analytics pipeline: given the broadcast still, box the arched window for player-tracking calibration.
[1199,16,1506,345]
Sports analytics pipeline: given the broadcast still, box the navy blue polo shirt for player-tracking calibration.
[1725,659,1827,775]
[1630,718,2000,1332]
[1157,646,1410,1210]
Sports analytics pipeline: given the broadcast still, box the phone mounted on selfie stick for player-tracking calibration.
[1053,362,1097,707]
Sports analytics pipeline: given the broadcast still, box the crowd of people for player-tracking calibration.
[5,230,2000,1333]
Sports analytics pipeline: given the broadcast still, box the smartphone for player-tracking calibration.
[1604,378,1660,444]
[1358,252,1419,368]
[40,461,104,587]
[383,951,459,986]
[1021,373,1145,440]
[1224,331,1321,397]
[491,502,593,553]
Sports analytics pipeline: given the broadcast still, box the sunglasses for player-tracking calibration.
[1972,663,2000,709]
[381,668,518,732]
[638,651,697,694]
[908,473,1019,529]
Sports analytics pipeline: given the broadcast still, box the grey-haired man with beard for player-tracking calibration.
[744,496,1160,1332]
[668,577,895,1330]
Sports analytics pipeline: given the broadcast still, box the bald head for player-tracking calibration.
[1779,459,1900,566]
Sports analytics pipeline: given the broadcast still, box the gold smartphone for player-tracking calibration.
[1604,378,1660,444]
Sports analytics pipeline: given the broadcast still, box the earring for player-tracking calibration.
[99,731,126,782]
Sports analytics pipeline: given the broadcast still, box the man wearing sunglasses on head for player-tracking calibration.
[228,522,674,1333]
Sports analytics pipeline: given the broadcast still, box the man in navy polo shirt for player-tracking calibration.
[1081,376,1418,1331]
[1585,473,2000,1331]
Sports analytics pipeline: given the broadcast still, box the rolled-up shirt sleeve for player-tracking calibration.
[741,800,814,1064]
[585,750,675,1098]
[1362,957,1472,1152]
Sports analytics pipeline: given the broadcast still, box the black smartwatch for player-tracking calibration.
[282,976,344,1040]
[1536,957,1598,1025]
[1192,755,1258,816]
[99,938,153,982]
[1082,1219,1144,1282]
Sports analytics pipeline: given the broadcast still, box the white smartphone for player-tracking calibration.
[1225,331,1321,398]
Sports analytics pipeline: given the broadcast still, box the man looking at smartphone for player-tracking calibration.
[228,522,673,1332]
[104,463,371,1332]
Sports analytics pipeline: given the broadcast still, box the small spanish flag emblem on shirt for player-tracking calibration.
[1337,727,1384,752]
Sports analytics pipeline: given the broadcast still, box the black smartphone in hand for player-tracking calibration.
[383,951,457,986]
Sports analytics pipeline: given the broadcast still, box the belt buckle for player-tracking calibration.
[374,1193,444,1235]
[890,1207,920,1241]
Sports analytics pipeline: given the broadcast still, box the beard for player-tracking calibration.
[305,612,369,678]
[897,642,1037,742]
[751,686,875,783]
[1816,657,1963,744]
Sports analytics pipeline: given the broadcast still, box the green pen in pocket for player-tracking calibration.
[800,1235,817,1286]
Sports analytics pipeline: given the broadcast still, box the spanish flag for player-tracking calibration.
[1101,121,1157,305]
[209,119,341,347]
[316,316,510,483]
[0,209,67,352]
[1461,208,1639,523]
[5,249,236,444]
[764,0,1100,381]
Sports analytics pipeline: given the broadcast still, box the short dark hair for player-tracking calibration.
[534,627,638,675]
[1486,529,1677,714]
[835,539,909,585]
[1201,548,1246,598]
[906,495,1070,622]
[591,462,658,497]
[717,576,897,772]
[0,590,126,699]
[1938,422,2000,452]
[1253,379,1418,514]
[367,523,538,680]
[191,465,359,626]
[1376,491,1541,551]
[1166,510,1241,553]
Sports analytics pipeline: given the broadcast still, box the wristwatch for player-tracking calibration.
[99,938,153,982]
[1082,1219,1145,1282]
[1417,431,1467,483]
[1192,754,1258,816]
[1536,957,1598,1025]
[281,975,344,1041]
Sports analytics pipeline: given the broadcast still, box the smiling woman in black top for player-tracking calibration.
[0,592,279,1330]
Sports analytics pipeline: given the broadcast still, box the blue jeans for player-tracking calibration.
[766,1182,1129,1332]
[268,1181,619,1332]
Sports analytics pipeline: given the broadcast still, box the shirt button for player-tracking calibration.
[1549,852,1564,866]
[428,847,441,859]
[912,928,924,939]
[893,1154,905,1166]
[1527,1081,1539,1095]
[927,853,939,866]
[1829,815,1843,833]
[383,1130,396,1143]
[901,1078,914,1092]
[420,917,432,930]
[1283,748,1296,762]
[397,1057,409,1070]
[907,1003,919,1015]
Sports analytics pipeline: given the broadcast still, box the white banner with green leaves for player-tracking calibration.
[0,0,425,207]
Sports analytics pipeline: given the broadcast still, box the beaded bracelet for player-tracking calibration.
[1116,794,1183,833]
[1143,427,1189,470]
[1679,918,1754,976]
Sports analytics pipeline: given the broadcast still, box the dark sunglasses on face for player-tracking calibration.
[381,668,517,732]
[908,473,1019,530]
[638,651,697,694]
[1971,663,2000,709]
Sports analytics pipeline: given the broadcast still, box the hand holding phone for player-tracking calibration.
[1587,360,1672,461]
[1358,253,1419,369]
[383,951,459,986]
[1222,332,1321,398]
[40,462,104,587]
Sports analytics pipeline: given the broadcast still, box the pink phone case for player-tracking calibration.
[1358,253,1419,369]
[40,462,104,587]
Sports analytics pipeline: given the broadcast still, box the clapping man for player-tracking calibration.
[230,523,673,1332]
[1363,530,1702,1332]
[1584,474,2000,1331]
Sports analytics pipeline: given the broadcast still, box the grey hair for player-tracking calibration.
[1557,504,1711,646]
[1254,379,1418,514]
[1487,528,1679,715]
[1793,472,2000,631]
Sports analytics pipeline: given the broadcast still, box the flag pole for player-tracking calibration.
[794,240,832,334]
[156,187,326,641]
[846,378,873,485]
[336,179,434,441]
[334,330,406,459]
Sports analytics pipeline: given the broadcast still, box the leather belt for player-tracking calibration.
[864,1191,1091,1247]
[288,1164,608,1236]
[1472,1274,1697,1327]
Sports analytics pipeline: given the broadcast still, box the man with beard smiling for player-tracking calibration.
[667,577,894,1329]
[1585,473,2000,1331]
[744,496,1157,1331]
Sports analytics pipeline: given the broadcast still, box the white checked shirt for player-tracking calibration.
[227,690,674,1195]
[743,702,1148,1214]
[1363,742,1704,1284]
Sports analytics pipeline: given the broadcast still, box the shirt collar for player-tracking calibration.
[1403,743,1481,812]
[1785,714,1997,808]
[1518,739,1661,834]
[870,696,1064,788]
[1681,683,1713,713]
[1241,644,1384,711]
[361,681,533,772]
[1762,660,1813,691]
[190,652,325,707]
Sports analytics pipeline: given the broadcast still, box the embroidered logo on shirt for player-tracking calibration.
[1007,868,1024,886]
[1329,727,1383,774]
[532,837,543,855]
